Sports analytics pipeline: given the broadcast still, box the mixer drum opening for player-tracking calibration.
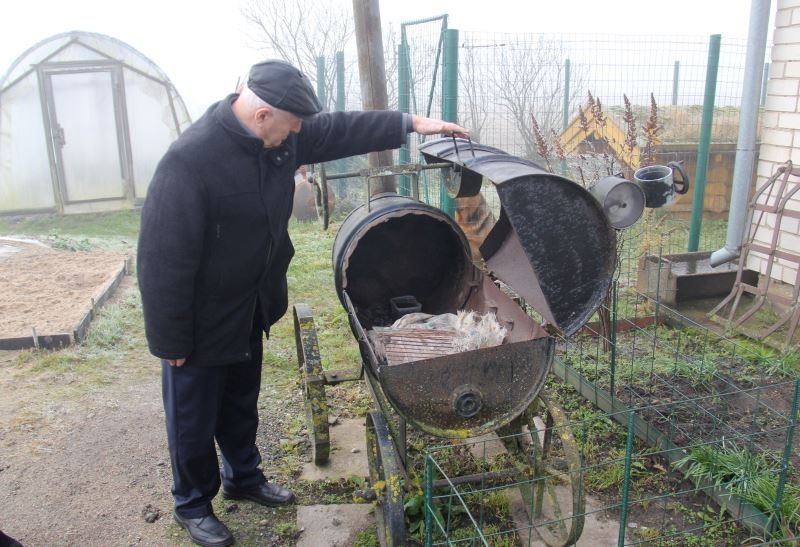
[333,195,476,329]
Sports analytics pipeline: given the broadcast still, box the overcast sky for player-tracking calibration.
[1,0,773,118]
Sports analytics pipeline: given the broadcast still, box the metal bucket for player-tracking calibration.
[588,175,646,229]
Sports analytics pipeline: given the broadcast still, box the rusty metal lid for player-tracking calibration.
[419,138,616,336]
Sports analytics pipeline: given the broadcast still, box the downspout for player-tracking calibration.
[710,0,772,267]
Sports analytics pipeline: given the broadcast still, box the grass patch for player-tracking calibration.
[0,210,140,240]
[675,442,800,540]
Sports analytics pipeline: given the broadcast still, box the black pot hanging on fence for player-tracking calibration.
[634,161,690,208]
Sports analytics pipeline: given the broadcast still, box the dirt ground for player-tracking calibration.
[0,241,311,546]
[0,239,176,546]
[0,343,174,546]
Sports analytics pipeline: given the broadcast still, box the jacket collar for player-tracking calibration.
[213,94,265,155]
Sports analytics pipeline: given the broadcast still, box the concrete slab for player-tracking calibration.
[296,503,373,547]
[300,417,368,481]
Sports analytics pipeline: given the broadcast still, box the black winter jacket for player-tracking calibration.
[137,95,405,366]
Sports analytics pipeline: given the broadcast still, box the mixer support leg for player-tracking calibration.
[366,410,406,547]
[293,303,330,465]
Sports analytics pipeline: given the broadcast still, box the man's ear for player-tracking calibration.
[255,105,272,124]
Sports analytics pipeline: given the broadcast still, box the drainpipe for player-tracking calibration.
[710,0,772,267]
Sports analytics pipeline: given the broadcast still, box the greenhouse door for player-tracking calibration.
[43,64,131,206]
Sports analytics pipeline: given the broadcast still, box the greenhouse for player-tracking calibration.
[0,31,191,214]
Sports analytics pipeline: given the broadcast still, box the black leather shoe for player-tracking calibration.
[173,511,234,547]
[222,482,295,506]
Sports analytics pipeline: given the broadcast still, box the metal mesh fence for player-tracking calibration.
[419,288,800,545]
[400,31,750,159]
[324,30,754,273]
[424,371,799,545]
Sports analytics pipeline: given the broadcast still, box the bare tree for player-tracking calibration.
[241,0,355,111]
[459,38,492,143]
[456,34,584,158]
[382,23,399,110]
[492,36,584,159]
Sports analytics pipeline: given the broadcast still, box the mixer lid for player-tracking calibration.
[419,138,616,336]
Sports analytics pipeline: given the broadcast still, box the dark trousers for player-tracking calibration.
[161,339,265,518]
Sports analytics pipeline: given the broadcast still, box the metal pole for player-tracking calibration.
[610,280,618,399]
[561,58,571,176]
[398,31,411,196]
[335,52,345,111]
[688,34,721,252]
[761,62,770,106]
[335,51,346,198]
[562,59,571,131]
[440,27,458,216]
[352,0,395,194]
[672,61,680,105]
[617,411,635,546]
[425,453,434,546]
[709,0,772,265]
[315,56,327,110]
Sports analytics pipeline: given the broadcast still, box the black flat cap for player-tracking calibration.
[247,59,322,119]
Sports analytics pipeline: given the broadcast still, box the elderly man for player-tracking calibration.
[137,59,467,547]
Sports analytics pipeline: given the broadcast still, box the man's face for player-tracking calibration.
[259,106,303,148]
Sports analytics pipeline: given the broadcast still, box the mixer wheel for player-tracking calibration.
[365,411,406,547]
[293,303,330,465]
[499,394,585,546]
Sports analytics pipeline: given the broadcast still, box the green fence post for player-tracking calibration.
[688,34,720,252]
[335,52,346,197]
[618,411,635,546]
[440,27,458,216]
[610,281,618,399]
[771,379,799,534]
[561,58,571,176]
[398,31,411,196]
[425,452,433,546]
[335,52,345,113]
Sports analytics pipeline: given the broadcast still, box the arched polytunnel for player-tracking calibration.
[0,30,191,214]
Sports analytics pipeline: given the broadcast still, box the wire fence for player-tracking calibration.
[324,28,757,256]
[419,286,799,545]
[424,376,799,545]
